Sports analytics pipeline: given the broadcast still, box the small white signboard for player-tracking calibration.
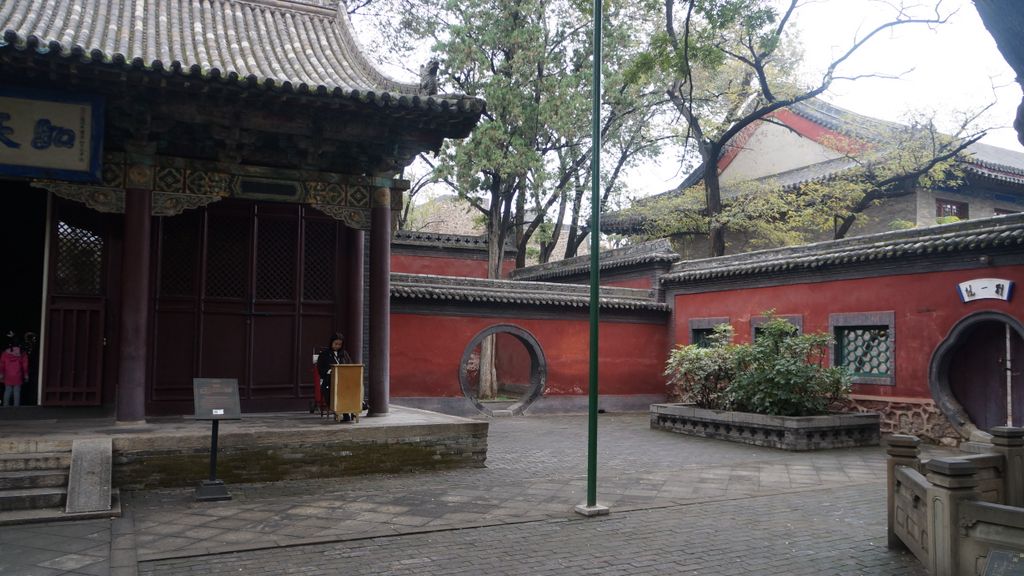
[0,87,104,182]
[958,278,1014,302]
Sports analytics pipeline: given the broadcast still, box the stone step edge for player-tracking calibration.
[0,489,120,527]
[0,452,72,461]
[0,468,69,478]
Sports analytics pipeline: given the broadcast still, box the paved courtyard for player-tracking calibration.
[0,412,937,575]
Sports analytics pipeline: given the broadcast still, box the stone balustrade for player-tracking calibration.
[886,427,1024,576]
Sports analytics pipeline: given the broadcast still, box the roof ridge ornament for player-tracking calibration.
[419,58,440,96]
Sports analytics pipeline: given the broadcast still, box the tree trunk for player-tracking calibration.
[703,146,726,257]
[479,335,498,399]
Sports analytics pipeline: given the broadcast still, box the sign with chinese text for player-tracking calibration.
[0,87,104,182]
[958,278,1014,303]
[193,378,242,420]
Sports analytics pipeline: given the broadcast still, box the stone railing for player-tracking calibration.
[886,427,1024,576]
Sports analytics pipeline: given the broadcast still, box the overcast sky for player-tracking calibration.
[794,0,1019,150]
[358,0,1022,198]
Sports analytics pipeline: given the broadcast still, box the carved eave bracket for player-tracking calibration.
[33,154,408,227]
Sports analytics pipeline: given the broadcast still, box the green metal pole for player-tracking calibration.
[586,0,602,510]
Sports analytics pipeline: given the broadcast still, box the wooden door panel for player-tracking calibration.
[152,310,197,400]
[200,313,249,391]
[44,202,109,406]
[251,316,296,395]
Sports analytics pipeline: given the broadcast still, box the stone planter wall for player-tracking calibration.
[650,403,880,451]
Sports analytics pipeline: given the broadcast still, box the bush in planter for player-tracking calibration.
[664,323,736,409]
[728,315,851,417]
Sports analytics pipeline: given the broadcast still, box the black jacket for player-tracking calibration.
[317,347,353,384]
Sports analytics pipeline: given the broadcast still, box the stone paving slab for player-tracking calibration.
[0,412,956,575]
[138,482,927,576]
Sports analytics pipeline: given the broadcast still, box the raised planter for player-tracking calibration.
[650,403,880,451]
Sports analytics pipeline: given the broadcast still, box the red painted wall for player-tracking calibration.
[495,332,531,390]
[673,265,1024,399]
[391,314,667,398]
[391,254,516,278]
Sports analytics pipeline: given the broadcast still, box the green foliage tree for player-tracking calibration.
[631,0,965,255]
[364,0,673,273]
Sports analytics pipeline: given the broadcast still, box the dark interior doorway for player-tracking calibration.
[0,181,47,406]
[948,319,1024,431]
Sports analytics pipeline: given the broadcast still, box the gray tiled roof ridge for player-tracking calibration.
[511,238,680,280]
[0,0,483,114]
[393,230,517,252]
[391,273,668,311]
[662,212,1024,284]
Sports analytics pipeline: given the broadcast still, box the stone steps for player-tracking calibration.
[0,469,68,490]
[0,490,120,526]
[0,486,67,511]
[0,452,71,471]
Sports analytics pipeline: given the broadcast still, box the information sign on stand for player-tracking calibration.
[193,378,241,502]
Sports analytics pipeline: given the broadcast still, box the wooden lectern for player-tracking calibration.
[330,364,364,422]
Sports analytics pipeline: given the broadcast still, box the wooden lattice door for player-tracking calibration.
[151,200,342,412]
[43,201,110,406]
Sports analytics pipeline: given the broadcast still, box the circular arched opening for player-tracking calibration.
[458,324,547,416]
[930,311,1024,439]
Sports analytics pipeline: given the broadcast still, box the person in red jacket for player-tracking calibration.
[1,333,29,407]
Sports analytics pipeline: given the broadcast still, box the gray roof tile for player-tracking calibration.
[511,238,679,281]
[392,273,668,311]
[661,213,1024,284]
[0,0,483,116]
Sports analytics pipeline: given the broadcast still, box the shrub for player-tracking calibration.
[728,315,850,416]
[664,324,736,409]
[664,313,851,417]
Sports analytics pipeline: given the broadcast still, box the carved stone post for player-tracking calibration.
[367,188,390,416]
[925,458,978,576]
[117,164,153,422]
[989,426,1024,507]
[887,434,921,549]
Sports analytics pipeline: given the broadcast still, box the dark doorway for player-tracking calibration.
[0,182,47,406]
[150,199,351,414]
[948,320,1024,430]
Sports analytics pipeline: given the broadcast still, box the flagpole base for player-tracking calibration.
[574,503,610,517]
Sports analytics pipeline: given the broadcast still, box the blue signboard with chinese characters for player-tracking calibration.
[0,86,104,182]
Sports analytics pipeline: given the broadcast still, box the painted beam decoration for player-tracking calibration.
[958,278,1014,302]
[0,87,104,182]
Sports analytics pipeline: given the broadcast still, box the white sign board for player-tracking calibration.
[0,87,103,182]
[958,278,1014,302]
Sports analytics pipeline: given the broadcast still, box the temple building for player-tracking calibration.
[0,0,483,419]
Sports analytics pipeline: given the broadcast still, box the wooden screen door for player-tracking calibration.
[152,200,341,411]
[43,201,110,406]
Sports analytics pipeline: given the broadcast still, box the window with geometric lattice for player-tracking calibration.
[835,326,891,377]
[829,312,895,386]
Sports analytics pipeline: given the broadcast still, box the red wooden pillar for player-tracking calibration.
[367,188,390,416]
[117,169,153,422]
[346,227,364,363]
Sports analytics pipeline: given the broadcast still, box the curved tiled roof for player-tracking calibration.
[511,238,679,281]
[0,0,483,116]
[391,273,669,312]
[661,213,1024,285]
[392,230,516,252]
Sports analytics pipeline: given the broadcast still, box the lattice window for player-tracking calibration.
[159,213,199,296]
[256,218,297,300]
[303,220,336,301]
[691,328,715,348]
[835,326,891,378]
[206,214,250,299]
[936,198,969,220]
[54,221,104,295]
